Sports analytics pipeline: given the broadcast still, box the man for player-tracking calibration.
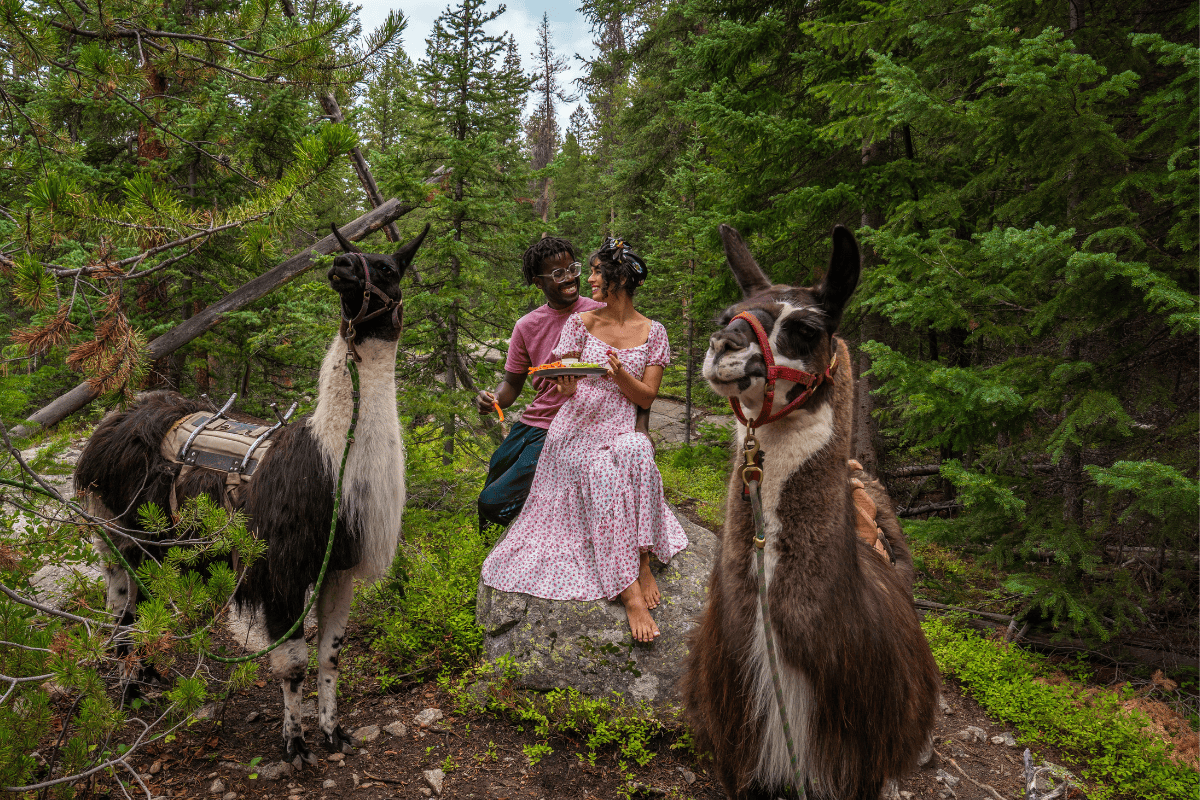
[475,237,604,532]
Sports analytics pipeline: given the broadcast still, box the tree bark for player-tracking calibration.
[852,136,886,475]
[13,198,418,437]
[317,92,403,245]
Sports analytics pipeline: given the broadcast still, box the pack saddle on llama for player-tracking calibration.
[74,222,428,763]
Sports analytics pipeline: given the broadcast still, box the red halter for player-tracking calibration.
[727,310,838,428]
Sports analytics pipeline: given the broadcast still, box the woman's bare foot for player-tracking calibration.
[619,582,660,642]
[638,551,660,609]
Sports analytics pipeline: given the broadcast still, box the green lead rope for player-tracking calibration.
[12,359,362,666]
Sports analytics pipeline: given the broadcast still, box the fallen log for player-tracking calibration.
[13,197,418,438]
[916,601,1193,673]
[897,500,962,517]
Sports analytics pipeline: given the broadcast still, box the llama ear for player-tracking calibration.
[330,222,361,254]
[814,225,861,322]
[719,224,772,298]
[393,223,430,276]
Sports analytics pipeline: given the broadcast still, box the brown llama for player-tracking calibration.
[74,223,428,764]
[679,224,940,799]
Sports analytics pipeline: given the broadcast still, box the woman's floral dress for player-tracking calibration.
[481,313,689,600]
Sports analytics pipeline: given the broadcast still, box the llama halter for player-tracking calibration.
[727,310,838,428]
[339,252,403,363]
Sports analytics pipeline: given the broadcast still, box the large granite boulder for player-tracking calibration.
[475,512,718,704]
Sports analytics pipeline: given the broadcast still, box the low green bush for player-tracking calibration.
[924,617,1199,800]
[438,660,676,789]
[655,439,731,531]
[358,508,488,685]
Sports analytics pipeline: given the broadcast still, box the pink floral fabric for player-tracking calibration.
[481,314,689,601]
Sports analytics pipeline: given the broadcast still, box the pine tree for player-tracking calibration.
[803,0,1198,639]
[0,0,404,410]
[551,105,606,249]
[526,13,575,224]
[398,0,534,464]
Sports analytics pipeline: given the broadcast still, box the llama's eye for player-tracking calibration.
[778,317,821,358]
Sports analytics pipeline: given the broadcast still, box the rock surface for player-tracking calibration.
[475,512,717,703]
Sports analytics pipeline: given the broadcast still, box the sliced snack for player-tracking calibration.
[529,360,607,377]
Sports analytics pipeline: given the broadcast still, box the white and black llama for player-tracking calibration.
[74,222,428,763]
[679,224,940,800]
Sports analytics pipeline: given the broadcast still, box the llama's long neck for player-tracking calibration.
[309,334,406,581]
[735,337,855,588]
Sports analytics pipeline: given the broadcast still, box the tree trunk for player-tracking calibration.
[852,136,886,476]
[684,248,696,446]
[12,198,419,437]
[443,175,465,466]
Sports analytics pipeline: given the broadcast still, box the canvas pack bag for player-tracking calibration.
[160,412,282,513]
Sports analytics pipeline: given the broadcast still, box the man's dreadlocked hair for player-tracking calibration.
[521,236,576,285]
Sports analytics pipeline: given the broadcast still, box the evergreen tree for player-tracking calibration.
[396,0,534,463]
[808,0,1198,639]
[551,105,606,249]
[0,0,404,411]
[526,13,575,224]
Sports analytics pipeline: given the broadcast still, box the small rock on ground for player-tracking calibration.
[423,767,445,796]
[352,724,380,744]
[956,725,986,743]
[414,708,443,728]
[936,769,961,789]
[208,779,225,794]
[383,720,408,738]
[257,761,294,781]
[322,779,337,789]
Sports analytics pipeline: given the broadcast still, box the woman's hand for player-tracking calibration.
[605,350,624,378]
[555,375,579,397]
[606,349,661,410]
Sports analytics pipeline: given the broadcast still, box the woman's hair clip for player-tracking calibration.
[601,236,648,285]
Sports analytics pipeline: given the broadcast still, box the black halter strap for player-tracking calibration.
[339,252,403,363]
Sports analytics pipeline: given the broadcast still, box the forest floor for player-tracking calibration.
[19,411,1191,800]
[88,647,1072,800]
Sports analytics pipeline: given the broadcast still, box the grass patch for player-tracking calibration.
[655,439,731,531]
[924,616,1200,800]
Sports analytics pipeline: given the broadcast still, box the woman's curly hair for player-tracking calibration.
[589,237,648,298]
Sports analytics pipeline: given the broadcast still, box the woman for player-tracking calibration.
[481,238,688,642]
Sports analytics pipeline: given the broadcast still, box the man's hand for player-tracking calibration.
[554,375,579,397]
[476,390,499,415]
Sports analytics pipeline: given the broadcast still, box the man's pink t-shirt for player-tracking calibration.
[506,298,604,429]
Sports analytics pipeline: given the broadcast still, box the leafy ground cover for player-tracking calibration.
[2,425,1197,798]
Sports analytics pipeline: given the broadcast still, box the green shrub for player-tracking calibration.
[439,662,671,770]
[359,508,488,682]
[924,617,1199,800]
[655,440,731,531]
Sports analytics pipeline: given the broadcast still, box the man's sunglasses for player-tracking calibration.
[539,261,582,283]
